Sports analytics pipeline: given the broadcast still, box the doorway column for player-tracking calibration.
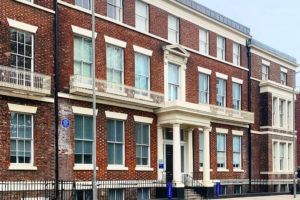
[187,128,194,176]
[203,127,213,187]
[173,123,183,187]
[157,126,163,181]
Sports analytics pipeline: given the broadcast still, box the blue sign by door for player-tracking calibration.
[61,118,70,128]
[216,182,221,196]
[167,183,173,198]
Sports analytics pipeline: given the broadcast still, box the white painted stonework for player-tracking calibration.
[7,18,38,33]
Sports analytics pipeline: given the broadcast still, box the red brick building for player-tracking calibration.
[0,0,298,199]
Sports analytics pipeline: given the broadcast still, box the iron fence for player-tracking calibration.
[0,180,167,200]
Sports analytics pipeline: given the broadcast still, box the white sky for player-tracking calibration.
[193,0,300,86]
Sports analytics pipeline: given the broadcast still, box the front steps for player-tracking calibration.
[184,188,204,199]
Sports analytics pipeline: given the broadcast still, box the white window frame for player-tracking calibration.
[136,123,150,167]
[107,119,125,167]
[217,36,225,60]
[279,143,285,171]
[233,42,240,66]
[272,97,277,126]
[232,83,241,110]
[168,15,179,43]
[217,133,226,169]
[279,100,284,128]
[199,28,209,54]
[10,112,34,165]
[199,73,209,104]
[262,64,269,80]
[287,102,291,130]
[74,115,93,165]
[75,0,90,10]
[272,140,293,172]
[216,78,226,107]
[10,29,34,72]
[168,63,180,101]
[107,0,123,21]
[280,72,287,85]
[135,53,150,91]
[135,0,149,32]
[106,44,124,85]
[74,36,92,77]
[233,136,241,169]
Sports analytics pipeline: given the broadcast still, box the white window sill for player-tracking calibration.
[217,168,229,172]
[199,168,213,172]
[233,168,244,173]
[107,165,128,171]
[135,166,154,171]
[9,164,37,171]
[73,164,99,171]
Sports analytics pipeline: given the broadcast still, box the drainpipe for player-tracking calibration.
[53,0,59,198]
[246,39,252,193]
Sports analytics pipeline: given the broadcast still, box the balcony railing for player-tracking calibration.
[159,101,254,124]
[208,103,254,123]
[0,65,51,96]
[70,75,164,108]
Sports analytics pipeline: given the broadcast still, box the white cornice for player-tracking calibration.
[216,72,228,80]
[133,45,153,56]
[7,18,38,33]
[72,106,98,116]
[8,103,37,114]
[104,35,127,48]
[144,0,250,44]
[71,25,97,38]
[232,77,243,84]
[105,111,128,120]
[133,115,153,124]
[198,66,211,75]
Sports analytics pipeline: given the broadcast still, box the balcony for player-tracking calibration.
[0,65,51,96]
[156,101,254,126]
[69,75,164,109]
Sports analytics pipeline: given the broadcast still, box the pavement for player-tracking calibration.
[222,194,300,200]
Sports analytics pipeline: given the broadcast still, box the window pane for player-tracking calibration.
[108,143,114,164]
[84,141,92,154]
[116,120,123,142]
[10,140,16,151]
[115,144,123,164]
[107,120,115,142]
[75,116,83,139]
[136,123,142,144]
[84,117,93,140]
[75,141,83,154]
[142,125,149,144]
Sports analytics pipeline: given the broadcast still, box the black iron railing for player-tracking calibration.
[0,179,166,200]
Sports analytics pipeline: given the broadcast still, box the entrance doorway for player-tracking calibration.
[165,144,173,182]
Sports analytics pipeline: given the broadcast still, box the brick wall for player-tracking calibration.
[58,98,157,181]
[186,51,249,110]
[179,19,199,51]
[58,5,165,93]
[251,53,294,87]
[193,124,249,180]
[0,97,55,181]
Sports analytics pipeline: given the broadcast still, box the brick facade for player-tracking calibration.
[0,0,297,192]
